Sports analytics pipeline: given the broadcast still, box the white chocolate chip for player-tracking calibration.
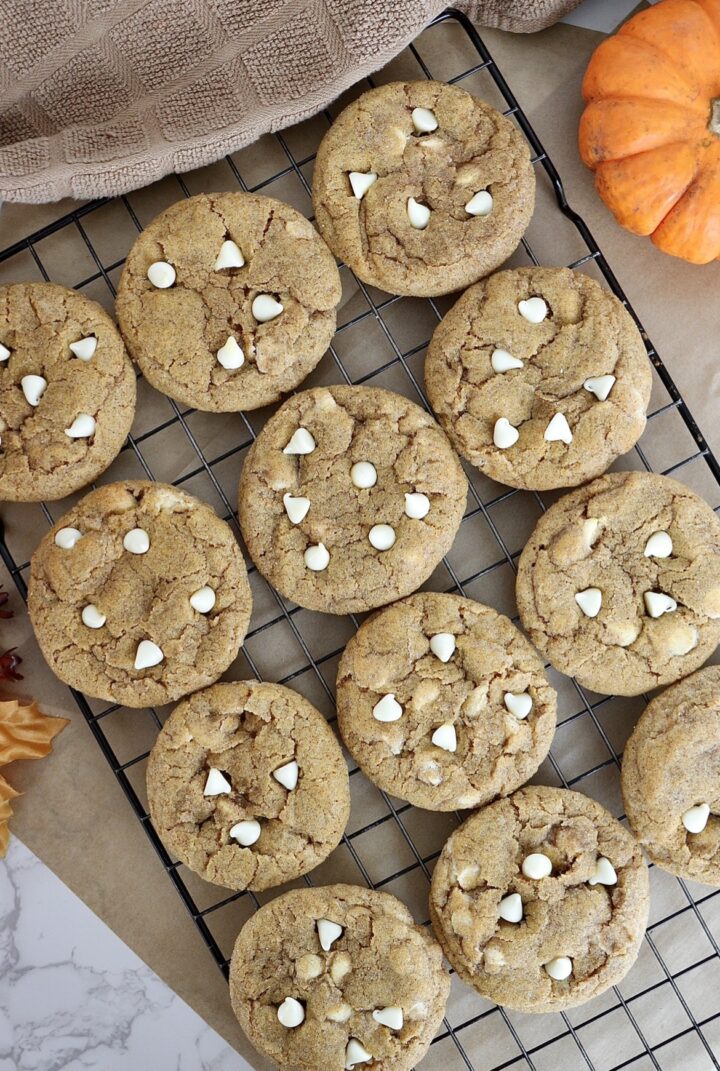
[214,240,244,270]
[134,639,164,670]
[277,997,304,1028]
[493,417,519,449]
[345,1039,371,1069]
[407,197,431,229]
[484,946,506,968]
[283,493,310,525]
[430,633,455,662]
[372,693,403,722]
[373,1007,403,1030]
[349,171,377,199]
[518,297,548,324]
[644,531,673,558]
[584,375,616,401]
[317,918,343,951]
[327,1003,353,1023]
[81,604,106,629]
[644,591,677,618]
[330,952,352,986]
[588,856,617,886]
[147,261,175,288]
[575,587,602,618]
[55,527,81,549]
[230,819,261,846]
[69,336,97,361]
[522,853,552,879]
[0,343,10,361]
[304,542,329,571]
[203,768,231,796]
[465,190,493,216]
[545,957,572,981]
[190,586,215,613]
[491,348,523,373]
[682,803,710,834]
[411,106,438,133]
[123,528,150,554]
[297,953,324,981]
[504,692,533,719]
[216,336,245,370]
[283,427,315,455]
[606,620,641,648]
[544,412,573,445]
[21,374,47,407]
[65,414,96,438]
[369,524,395,551]
[350,461,377,488]
[404,492,430,519]
[431,722,457,752]
[419,759,443,785]
[252,294,283,322]
[498,892,523,923]
[666,623,698,656]
[273,760,299,791]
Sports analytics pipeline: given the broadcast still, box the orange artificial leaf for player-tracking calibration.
[0,772,21,859]
[0,698,69,766]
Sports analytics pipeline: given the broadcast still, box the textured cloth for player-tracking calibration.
[0,0,580,205]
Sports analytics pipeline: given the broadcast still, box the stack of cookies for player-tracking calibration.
[6,77,718,1071]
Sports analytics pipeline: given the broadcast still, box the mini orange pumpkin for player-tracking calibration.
[579,0,720,264]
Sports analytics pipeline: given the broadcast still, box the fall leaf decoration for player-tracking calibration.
[0,773,20,858]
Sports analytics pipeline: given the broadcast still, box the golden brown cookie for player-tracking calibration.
[622,666,720,886]
[425,267,652,490]
[429,786,649,1013]
[0,282,136,502]
[116,192,341,412]
[336,593,556,810]
[238,385,467,614]
[312,80,535,297]
[516,472,720,695]
[28,481,251,707]
[147,681,349,891]
[229,884,450,1071]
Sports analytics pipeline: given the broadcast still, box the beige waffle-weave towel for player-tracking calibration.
[0,0,580,205]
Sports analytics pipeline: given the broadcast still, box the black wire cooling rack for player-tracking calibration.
[1,10,719,1071]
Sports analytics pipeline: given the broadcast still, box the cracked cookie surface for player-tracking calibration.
[147,681,349,891]
[429,786,649,1013]
[229,884,450,1071]
[0,282,136,501]
[238,385,467,614]
[28,481,251,707]
[425,267,652,490]
[516,472,720,695]
[312,80,535,297]
[622,666,720,886]
[116,192,341,412]
[336,593,556,810]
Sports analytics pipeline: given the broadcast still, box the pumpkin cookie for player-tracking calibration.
[622,666,720,886]
[429,786,649,1013]
[28,481,251,707]
[147,681,349,891]
[0,282,136,502]
[238,385,467,614]
[336,592,556,811]
[229,884,450,1071]
[425,267,652,490]
[516,472,720,695]
[312,80,535,297]
[116,192,341,412]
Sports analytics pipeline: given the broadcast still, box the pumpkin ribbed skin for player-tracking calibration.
[579,0,720,264]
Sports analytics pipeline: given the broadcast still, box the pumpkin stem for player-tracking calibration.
[710,98,720,136]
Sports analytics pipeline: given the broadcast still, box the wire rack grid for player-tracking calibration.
[1,10,719,1071]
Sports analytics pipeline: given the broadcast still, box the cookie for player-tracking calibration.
[229,884,450,1071]
[312,80,535,297]
[238,385,467,614]
[116,192,341,412]
[336,592,556,811]
[622,666,720,886]
[0,282,136,502]
[28,481,251,707]
[516,472,720,696]
[429,786,649,1013]
[146,681,349,891]
[425,267,652,491]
